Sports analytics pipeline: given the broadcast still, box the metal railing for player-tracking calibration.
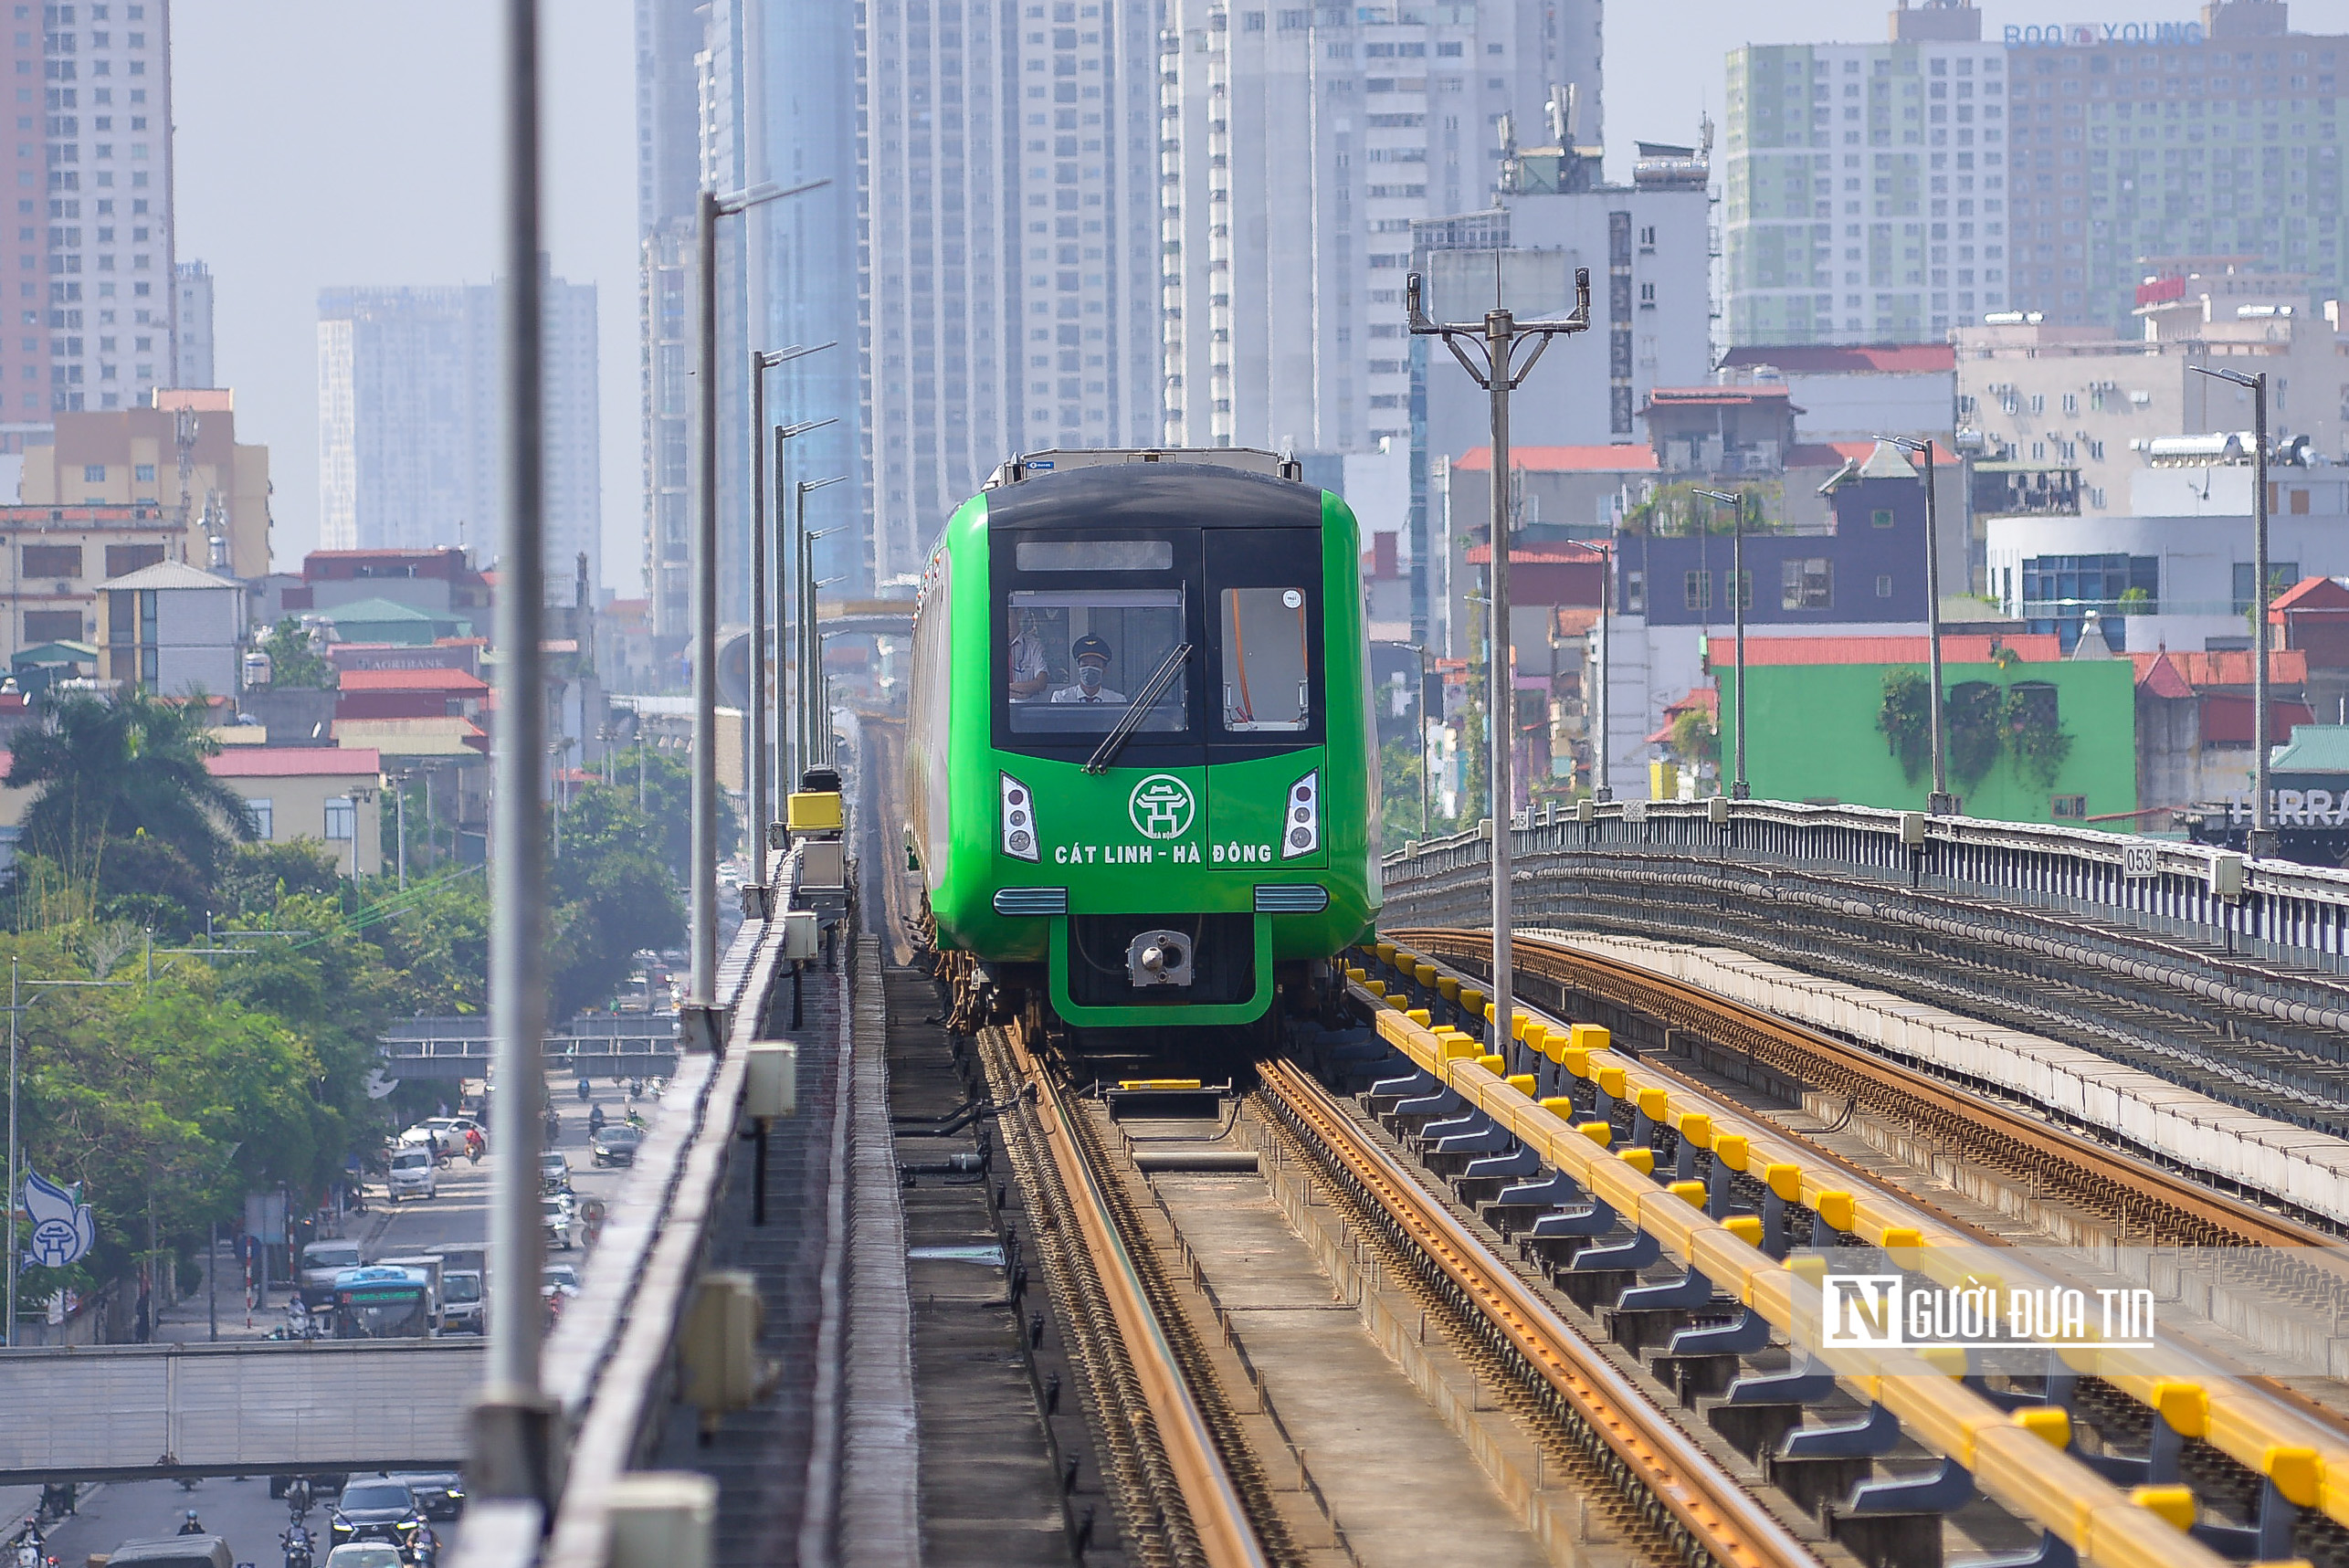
[1384,796,2349,983]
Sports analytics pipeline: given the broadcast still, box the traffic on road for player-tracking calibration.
[9,1071,660,1568]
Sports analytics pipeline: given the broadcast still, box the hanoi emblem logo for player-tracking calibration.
[1128,774,1196,841]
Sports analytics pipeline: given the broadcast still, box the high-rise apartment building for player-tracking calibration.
[39,0,175,412]
[1721,5,2010,347]
[1160,0,1599,453]
[172,257,209,386]
[857,0,1163,585]
[2005,0,2345,330]
[0,16,44,418]
[316,271,601,589]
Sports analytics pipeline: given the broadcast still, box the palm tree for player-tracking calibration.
[5,690,258,905]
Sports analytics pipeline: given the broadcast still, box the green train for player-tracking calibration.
[905,447,1381,1030]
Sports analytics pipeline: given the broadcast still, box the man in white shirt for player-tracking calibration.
[1007,613,1051,702]
[1050,636,1127,704]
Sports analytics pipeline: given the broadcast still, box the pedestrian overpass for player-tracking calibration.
[379,1016,677,1081]
[0,1340,483,1480]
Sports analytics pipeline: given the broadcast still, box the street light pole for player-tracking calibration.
[480,0,553,1497]
[792,476,848,788]
[1696,490,1748,799]
[1885,436,1954,815]
[1596,536,1613,802]
[2191,363,2277,858]
[1407,267,1591,1058]
[772,415,837,823]
[689,178,827,1006]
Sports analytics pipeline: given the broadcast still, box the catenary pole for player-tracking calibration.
[1408,267,1590,1062]
[1696,490,1748,798]
[476,0,553,1505]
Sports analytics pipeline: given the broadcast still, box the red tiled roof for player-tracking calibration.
[2269,575,2349,614]
[1451,444,1659,473]
[1716,343,1955,374]
[2125,648,2307,689]
[209,746,384,779]
[336,668,490,694]
[1735,634,2063,666]
[1461,542,1607,565]
[1552,606,1600,637]
[2135,651,2196,700]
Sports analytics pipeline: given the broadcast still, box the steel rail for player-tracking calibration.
[1003,1023,1273,1568]
[1256,1057,1817,1568]
[1391,927,2334,1252]
[1370,931,2349,1547]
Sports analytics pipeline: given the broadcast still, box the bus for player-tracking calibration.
[330,1265,434,1340]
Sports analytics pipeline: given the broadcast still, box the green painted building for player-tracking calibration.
[1719,653,2138,826]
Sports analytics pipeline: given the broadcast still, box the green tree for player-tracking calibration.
[258,618,334,689]
[547,780,686,1016]
[14,958,340,1293]
[1670,705,1720,770]
[371,876,493,1016]
[1379,734,1427,856]
[5,691,257,934]
[609,743,739,879]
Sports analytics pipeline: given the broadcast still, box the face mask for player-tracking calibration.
[1079,664,1103,691]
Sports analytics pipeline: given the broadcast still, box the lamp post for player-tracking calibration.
[792,476,848,787]
[749,351,835,864]
[690,178,829,1011]
[1595,534,1613,802]
[1695,490,1748,800]
[802,552,848,779]
[1407,267,1592,1056]
[1884,435,1954,815]
[773,417,838,823]
[2190,363,2278,858]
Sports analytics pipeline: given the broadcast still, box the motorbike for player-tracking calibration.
[279,1523,314,1568]
[286,1478,314,1518]
[14,1519,43,1568]
[587,1106,606,1133]
[542,1108,561,1142]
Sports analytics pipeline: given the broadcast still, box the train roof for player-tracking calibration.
[980,459,1327,532]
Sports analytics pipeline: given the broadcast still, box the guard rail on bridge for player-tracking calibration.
[1385,796,2349,985]
[0,1340,481,1480]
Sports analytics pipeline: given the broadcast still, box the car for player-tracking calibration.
[538,1151,572,1194]
[541,1262,582,1295]
[439,1268,484,1333]
[299,1240,364,1299]
[589,1125,642,1167]
[541,1196,574,1250]
[322,1546,404,1568]
[329,1478,426,1552]
[386,1148,437,1202]
[100,1539,235,1568]
[384,1469,465,1521]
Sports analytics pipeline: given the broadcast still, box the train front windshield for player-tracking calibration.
[334,1283,430,1339]
[994,526,1322,756]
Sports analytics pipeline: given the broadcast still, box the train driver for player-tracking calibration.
[1050,636,1128,704]
[1007,611,1053,702]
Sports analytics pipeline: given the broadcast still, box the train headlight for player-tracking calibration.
[1280,770,1320,858]
[1000,773,1040,862]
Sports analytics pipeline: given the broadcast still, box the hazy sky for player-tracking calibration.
[172,0,2349,594]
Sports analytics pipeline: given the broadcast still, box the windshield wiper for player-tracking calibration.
[1083,641,1192,774]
